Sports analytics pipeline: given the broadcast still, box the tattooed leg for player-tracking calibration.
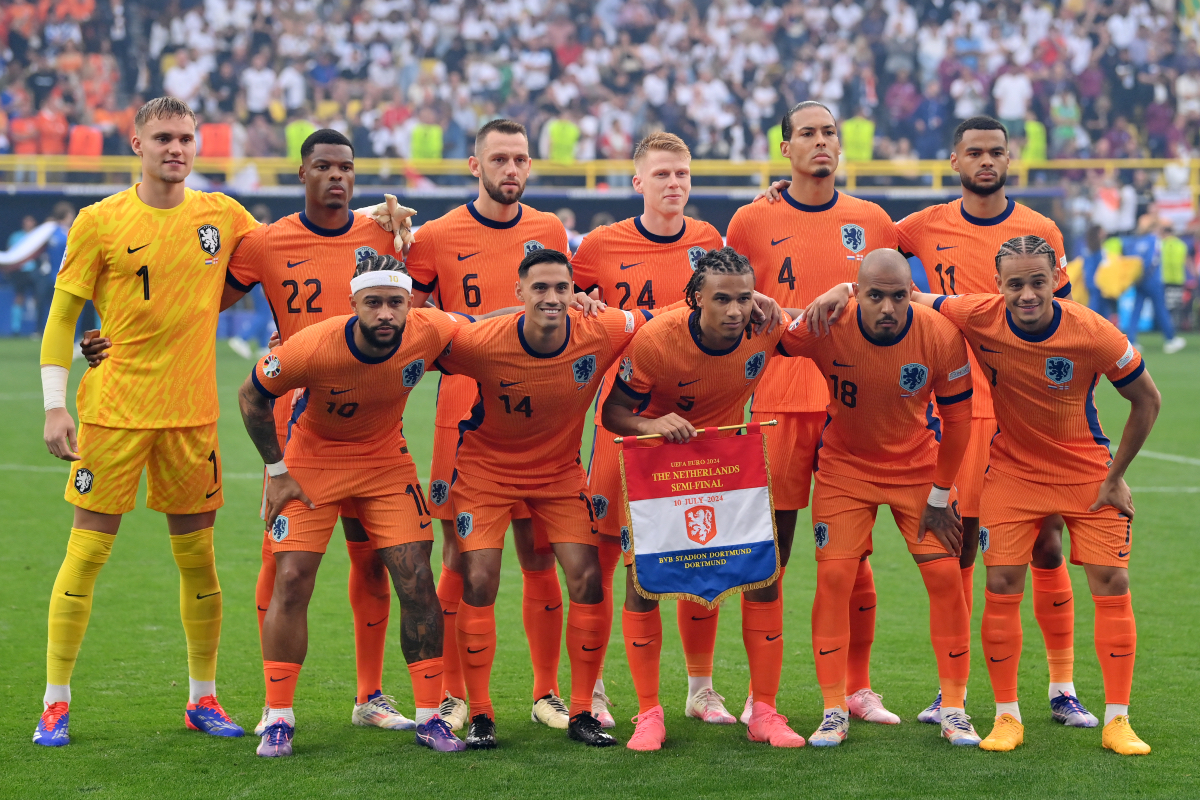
[377,541,442,664]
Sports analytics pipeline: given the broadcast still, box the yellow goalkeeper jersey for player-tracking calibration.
[55,185,260,428]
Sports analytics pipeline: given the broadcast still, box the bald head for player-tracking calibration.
[856,248,912,342]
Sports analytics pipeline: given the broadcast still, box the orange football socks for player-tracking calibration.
[596,537,622,681]
[623,607,662,713]
[456,601,496,719]
[264,660,302,710]
[522,567,563,699]
[846,557,877,695]
[919,558,970,709]
[255,533,274,634]
[961,564,975,620]
[742,596,783,709]
[406,657,445,715]
[1032,563,1074,685]
[346,540,391,704]
[811,558,857,710]
[436,566,466,700]
[1093,592,1136,705]
[982,590,1023,703]
[566,602,607,715]
[677,598,719,679]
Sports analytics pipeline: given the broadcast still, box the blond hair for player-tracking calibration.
[134,96,197,130]
[633,132,691,164]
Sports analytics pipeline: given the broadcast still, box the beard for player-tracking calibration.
[358,319,400,348]
[482,172,524,205]
[960,169,1007,197]
[810,164,834,179]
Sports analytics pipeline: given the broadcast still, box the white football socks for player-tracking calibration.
[1049,682,1076,701]
[687,675,713,698]
[996,702,1021,722]
[415,708,437,725]
[189,678,216,704]
[266,707,296,727]
[594,678,606,695]
[1105,704,1129,725]
[44,684,71,706]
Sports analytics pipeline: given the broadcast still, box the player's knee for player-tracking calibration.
[565,562,602,605]
[984,567,1026,595]
[274,561,317,608]
[1086,566,1129,597]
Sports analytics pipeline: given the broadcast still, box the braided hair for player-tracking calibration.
[994,235,1057,274]
[354,253,409,278]
[683,246,755,309]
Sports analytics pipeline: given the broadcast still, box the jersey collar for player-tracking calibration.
[1005,299,1062,342]
[688,309,744,355]
[856,304,913,346]
[635,215,686,243]
[299,211,355,237]
[959,197,1016,227]
[467,200,523,229]
[517,313,571,358]
[782,189,839,213]
[345,316,402,363]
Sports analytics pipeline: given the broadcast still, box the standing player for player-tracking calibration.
[405,118,574,730]
[727,100,902,725]
[571,132,729,726]
[36,98,260,745]
[237,256,466,756]
[892,117,1092,726]
[779,250,979,747]
[436,248,645,749]
[221,130,416,732]
[603,247,806,751]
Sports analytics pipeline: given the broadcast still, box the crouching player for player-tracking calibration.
[236,255,466,756]
[784,250,979,746]
[435,248,650,749]
[602,246,806,750]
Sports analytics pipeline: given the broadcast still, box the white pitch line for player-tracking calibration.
[1139,450,1200,467]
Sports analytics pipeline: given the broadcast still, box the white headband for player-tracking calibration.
[350,270,413,295]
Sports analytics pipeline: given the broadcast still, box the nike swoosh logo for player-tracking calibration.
[269,675,292,682]
[458,252,479,261]
[545,603,562,612]
[205,487,221,498]
[619,262,644,270]
[832,361,855,368]
[331,388,354,395]
[500,380,523,388]
[989,656,1012,662]
[443,610,457,616]
[936,244,957,251]
[980,346,1002,353]
[1053,599,1070,607]
[127,243,149,254]
[424,672,443,680]
[858,605,876,612]
[691,614,716,621]
[287,259,310,269]
[767,634,782,641]
[771,237,792,246]
[467,646,487,654]
[818,646,839,654]
[1117,550,1129,558]
[64,591,88,597]
[257,606,269,612]
[366,618,387,627]
[632,641,651,647]
[1110,652,1134,658]
[420,521,432,529]
[949,650,968,658]
[582,645,601,651]
[196,591,221,600]
[678,379,701,387]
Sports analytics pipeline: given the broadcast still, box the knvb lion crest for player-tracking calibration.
[429,480,449,506]
[572,354,597,386]
[1045,357,1074,385]
[456,512,474,539]
[745,351,766,380]
[402,359,426,388]
[74,467,94,495]
[840,223,865,253]
[687,246,706,270]
[814,522,829,549]
[620,526,631,552]
[591,494,609,519]
[197,224,221,256]
[354,245,378,263]
[523,240,544,255]
[685,505,717,545]
[979,526,990,552]
[271,515,289,542]
[899,363,929,393]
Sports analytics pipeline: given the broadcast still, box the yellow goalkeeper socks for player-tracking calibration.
[171,528,223,684]
[47,528,115,686]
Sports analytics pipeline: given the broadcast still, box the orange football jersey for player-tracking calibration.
[727,191,899,414]
[250,309,462,468]
[897,198,1070,419]
[616,306,792,428]
[934,294,1144,485]
[226,211,398,343]
[779,300,973,484]
[405,201,570,430]
[571,215,724,424]
[436,307,649,481]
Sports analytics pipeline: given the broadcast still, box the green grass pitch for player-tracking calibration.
[0,334,1197,799]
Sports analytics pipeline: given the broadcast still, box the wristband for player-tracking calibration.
[42,364,69,411]
[927,485,950,508]
[266,460,288,477]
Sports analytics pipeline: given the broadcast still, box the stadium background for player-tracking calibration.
[0,0,1198,797]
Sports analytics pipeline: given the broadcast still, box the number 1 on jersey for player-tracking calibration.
[136,265,149,300]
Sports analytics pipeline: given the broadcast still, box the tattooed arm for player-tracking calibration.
[378,541,443,663]
[238,375,313,527]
